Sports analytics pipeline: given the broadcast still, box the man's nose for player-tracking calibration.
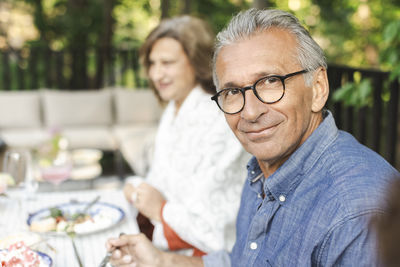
[240,89,268,121]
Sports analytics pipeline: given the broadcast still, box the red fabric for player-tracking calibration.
[136,212,154,241]
[160,201,207,256]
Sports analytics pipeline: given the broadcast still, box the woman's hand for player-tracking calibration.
[134,183,166,221]
[123,183,135,203]
[107,233,162,267]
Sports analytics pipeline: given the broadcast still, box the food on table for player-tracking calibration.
[0,232,41,250]
[29,206,114,234]
[29,218,57,233]
[0,241,48,267]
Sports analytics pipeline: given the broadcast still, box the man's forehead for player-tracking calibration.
[216,30,298,87]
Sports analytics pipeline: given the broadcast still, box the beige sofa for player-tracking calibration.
[0,88,162,176]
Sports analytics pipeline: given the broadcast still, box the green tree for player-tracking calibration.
[381,19,400,82]
[14,0,116,88]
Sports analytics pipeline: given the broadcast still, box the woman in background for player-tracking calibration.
[122,15,249,256]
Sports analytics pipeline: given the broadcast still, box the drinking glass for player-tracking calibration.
[2,149,38,200]
[40,150,72,187]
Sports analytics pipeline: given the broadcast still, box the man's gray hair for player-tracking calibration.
[213,8,327,88]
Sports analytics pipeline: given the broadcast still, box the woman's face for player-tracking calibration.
[148,37,197,108]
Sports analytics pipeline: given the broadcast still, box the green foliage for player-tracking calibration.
[113,0,159,49]
[381,20,400,82]
[17,0,110,50]
[333,18,400,108]
[267,0,400,68]
[332,78,373,109]
[111,0,250,49]
[194,0,251,34]
[4,0,399,93]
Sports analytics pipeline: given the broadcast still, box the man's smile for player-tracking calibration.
[241,123,280,141]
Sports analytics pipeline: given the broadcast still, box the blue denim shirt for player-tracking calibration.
[204,111,399,267]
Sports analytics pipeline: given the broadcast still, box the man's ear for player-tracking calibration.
[311,67,329,113]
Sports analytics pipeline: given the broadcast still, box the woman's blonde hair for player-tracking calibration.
[140,15,216,100]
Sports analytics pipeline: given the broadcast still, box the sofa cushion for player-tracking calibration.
[0,91,41,128]
[62,126,117,150]
[112,88,162,125]
[42,89,113,127]
[0,128,50,148]
[112,123,158,143]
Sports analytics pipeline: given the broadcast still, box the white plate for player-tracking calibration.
[0,249,52,266]
[27,201,125,236]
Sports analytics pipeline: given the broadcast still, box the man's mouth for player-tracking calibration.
[242,124,279,141]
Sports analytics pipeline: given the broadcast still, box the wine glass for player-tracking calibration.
[40,150,72,188]
[2,149,38,201]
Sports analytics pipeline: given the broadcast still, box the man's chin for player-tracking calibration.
[243,141,279,159]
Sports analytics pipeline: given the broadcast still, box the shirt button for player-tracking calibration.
[279,195,286,202]
[250,242,258,250]
[257,193,262,198]
[251,171,255,175]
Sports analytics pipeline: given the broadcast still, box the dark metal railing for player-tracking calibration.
[0,47,399,169]
[0,46,147,90]
[327,65,399,169]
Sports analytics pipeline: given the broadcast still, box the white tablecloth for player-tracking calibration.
[0,188,139,267]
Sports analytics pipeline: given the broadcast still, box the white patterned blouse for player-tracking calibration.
[132,85,250,254]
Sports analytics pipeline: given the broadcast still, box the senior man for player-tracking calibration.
[107,8,399,267]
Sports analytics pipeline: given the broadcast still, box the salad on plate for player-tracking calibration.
[28,200,125,235]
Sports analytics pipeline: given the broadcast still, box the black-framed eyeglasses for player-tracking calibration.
[211,70,308,114]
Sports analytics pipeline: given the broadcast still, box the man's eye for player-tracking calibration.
[227,88,241,96]
[265,77,280,84]
[220,89,241,101]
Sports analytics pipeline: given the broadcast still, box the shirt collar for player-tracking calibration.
[246,110,339,202]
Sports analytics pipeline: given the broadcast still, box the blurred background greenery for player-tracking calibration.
[1,0,399,107]
[1,0,399,69]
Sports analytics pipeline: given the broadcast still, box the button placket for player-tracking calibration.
[250,242,258,250]
[245,192,281,266]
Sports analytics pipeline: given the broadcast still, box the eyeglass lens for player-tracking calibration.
[217,76,284,114]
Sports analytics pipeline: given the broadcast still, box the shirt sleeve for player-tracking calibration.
[202,250,231,267]
[316,212,380,266]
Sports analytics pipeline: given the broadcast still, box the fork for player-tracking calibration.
[98,250,113,267]
[98,233,125,267]
[68,232,84,267]
[66,196,101,267]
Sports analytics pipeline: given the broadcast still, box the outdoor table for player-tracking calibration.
[0,187,139,267]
